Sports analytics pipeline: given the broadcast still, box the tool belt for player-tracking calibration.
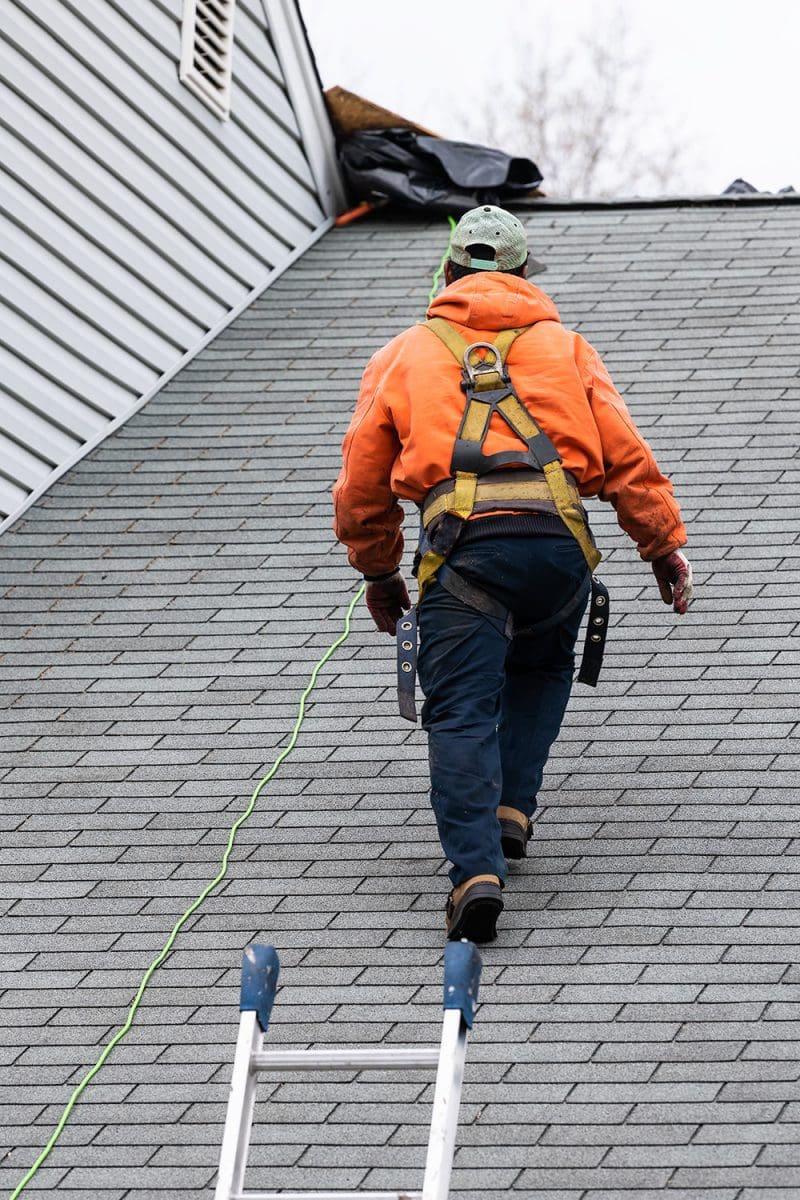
[397,316,609,722]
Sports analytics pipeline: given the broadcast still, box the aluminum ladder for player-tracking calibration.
[215,938,483,1200]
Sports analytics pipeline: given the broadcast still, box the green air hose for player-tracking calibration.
[8,585,364,1200]
[10,213,457,1200]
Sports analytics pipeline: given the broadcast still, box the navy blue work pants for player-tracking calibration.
[417,535,589,886]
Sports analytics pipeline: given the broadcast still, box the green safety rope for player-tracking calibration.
[428,215,457,304]
[11,214,457,1200]
[8,584,364,1200]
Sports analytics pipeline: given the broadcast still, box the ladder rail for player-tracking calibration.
[216,941,482,1200]
[215,1010,264,1200]
[420,1009,468,1200]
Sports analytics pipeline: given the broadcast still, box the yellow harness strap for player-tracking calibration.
[425,316,471,361]
[452,470,478,519]
[543,462,601,571]
[426,317,528,390]
[418,316,601,588]
[416,548,446,595]
[423,476,557,527]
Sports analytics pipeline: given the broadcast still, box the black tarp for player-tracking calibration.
[339,128,543,213]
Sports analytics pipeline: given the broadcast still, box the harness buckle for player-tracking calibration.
[462,341,507,385]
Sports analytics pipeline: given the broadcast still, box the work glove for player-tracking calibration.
[364,568,411,635]
[651,549,693,615]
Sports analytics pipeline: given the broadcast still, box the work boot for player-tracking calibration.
[497,806,533,859]
[445,874,503,943]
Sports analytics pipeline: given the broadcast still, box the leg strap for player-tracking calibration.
[437,562,517,638]
[402,555,610,721]
[437,562,590,641]
[435,563,608,687]
[396,606,418,723]
[577,576,609,686]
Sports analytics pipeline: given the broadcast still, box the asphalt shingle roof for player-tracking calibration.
[2,200,800,1199]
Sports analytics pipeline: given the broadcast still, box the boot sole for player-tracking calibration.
[447,884,504,943]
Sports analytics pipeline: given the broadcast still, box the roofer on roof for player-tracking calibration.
[333,204,692,944]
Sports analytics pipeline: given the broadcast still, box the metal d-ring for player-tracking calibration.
[463,341,505,384]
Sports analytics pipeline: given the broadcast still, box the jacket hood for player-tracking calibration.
[427,272,561,331]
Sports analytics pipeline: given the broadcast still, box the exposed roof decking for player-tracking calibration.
[2,202,800,1198]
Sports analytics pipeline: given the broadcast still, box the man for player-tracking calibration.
[333,205,691,943]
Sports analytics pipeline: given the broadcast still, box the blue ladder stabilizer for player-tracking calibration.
[240,944,280,1033]
[442,938,482,1028]
[239,941,481,1032]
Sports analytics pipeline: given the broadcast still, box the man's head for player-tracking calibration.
[446,205,528,284]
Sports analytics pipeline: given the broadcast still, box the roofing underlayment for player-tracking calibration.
[2,200,800,1199]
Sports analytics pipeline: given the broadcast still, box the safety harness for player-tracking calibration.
[397,317,609,721]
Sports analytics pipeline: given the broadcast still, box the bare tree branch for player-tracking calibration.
[459,9,692,198]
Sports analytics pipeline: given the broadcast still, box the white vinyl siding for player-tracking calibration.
[0,0,343,530]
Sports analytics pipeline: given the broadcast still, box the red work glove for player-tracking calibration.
[364,569,411,635]
[652,550,693,615]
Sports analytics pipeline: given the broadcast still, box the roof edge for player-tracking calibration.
[0,217,334,539]
[263,0,347,217]
[514,191,800,211]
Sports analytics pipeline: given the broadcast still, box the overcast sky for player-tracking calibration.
[300,0,799,198]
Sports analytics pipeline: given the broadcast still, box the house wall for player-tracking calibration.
[0,0,341,528]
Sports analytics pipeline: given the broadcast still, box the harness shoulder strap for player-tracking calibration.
[428,321,559,478]
[423,318,530,372]
[493,326,530,361]
[418,316,602,581]
[543,462,601,571]
[423,317,471,362]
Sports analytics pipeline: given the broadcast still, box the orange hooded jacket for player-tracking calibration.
[333,273,686,578]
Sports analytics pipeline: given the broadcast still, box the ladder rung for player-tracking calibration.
[251,1047,439,1072]
[236,1193,423,1200]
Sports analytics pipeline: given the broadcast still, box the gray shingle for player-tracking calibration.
[3,201,800,1198]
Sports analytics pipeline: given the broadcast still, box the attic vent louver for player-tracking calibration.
[179,0,235,119]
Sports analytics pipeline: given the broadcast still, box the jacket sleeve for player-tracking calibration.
[332,350,405,577]
[579,339,687,561]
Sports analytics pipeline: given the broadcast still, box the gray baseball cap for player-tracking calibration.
[450,204,530,271]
